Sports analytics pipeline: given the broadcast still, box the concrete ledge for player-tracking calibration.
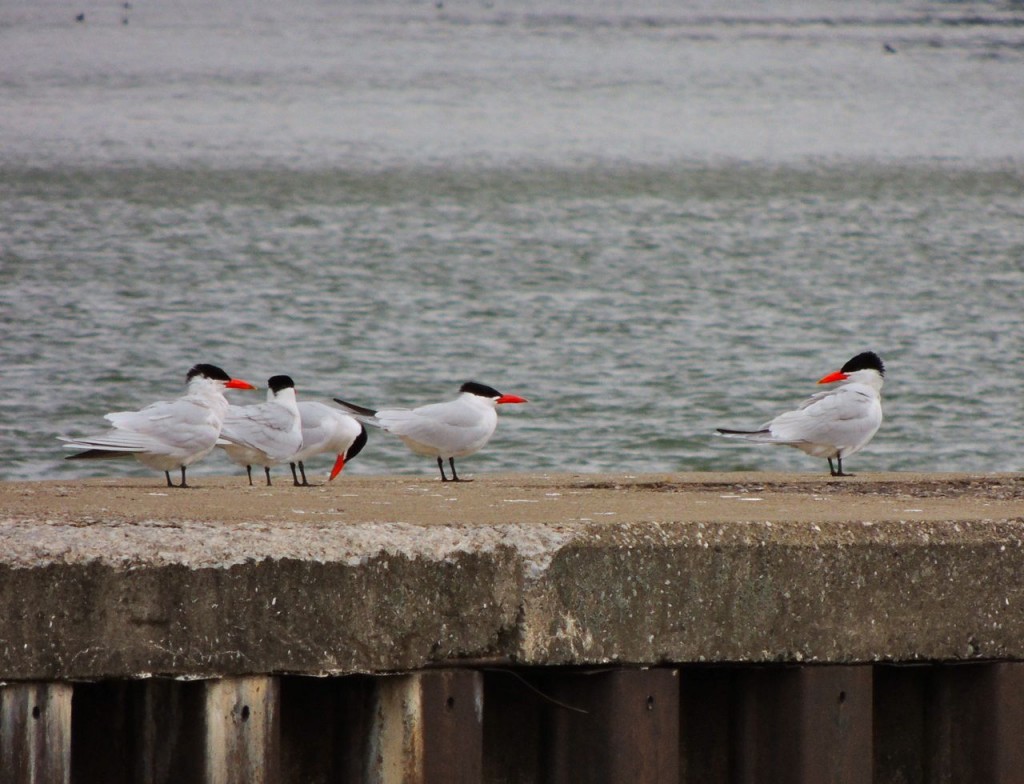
[1,473,1022,680]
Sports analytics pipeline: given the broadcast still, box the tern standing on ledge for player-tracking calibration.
[219,375,303,486]
[334,381,528,481]
[717,351,885,477]
[289,400,368,486]
[60,363,256,488]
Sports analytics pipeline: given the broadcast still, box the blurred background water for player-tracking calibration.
[1,0,1022,482]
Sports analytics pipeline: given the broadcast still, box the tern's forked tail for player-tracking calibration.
[715,428,777,443]
[333,398,380,425]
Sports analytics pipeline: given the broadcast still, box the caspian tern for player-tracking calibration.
[716,351,885,477]
[60,364,255,488]
[219,375,303,486]
[334,381,527,481]
[288,401,368,486]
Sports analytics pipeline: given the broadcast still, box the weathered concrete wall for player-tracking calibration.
[1,474,1022,680]
[0,549,523,680]
[519,519,1024,664]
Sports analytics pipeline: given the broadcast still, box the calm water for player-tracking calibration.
[2,0,1022,482]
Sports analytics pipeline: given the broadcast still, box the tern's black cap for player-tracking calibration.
[268,375,296,393]
[187,364,231,382]
[841,352,885,376]
[460,381,503,398]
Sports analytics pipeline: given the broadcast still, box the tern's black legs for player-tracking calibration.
[828,457,853,477]
[165,467,189,488]
[291,461,311,487]
[438,456,471,482]
[244,465,273,485]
